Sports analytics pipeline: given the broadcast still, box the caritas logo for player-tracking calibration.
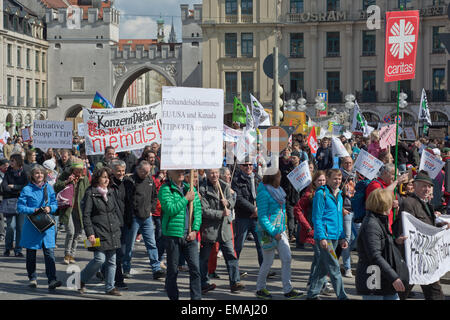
[384,10,420,83]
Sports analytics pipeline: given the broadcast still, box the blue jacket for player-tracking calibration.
[312,185,345,241]
[256,183,286,237]
[17,182,58,249]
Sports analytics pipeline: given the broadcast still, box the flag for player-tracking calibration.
[351,101,370,136]
[92,91,115,109]
[418,88,432,126]
[250,94,271,128]
[246,105,254,130]
[331,136,350,158]
[232,97,247,124]
[307,127,318,154]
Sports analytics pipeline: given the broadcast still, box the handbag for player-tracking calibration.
[28,186,56,233]
[56,183,74,209]
[0,198,19,215]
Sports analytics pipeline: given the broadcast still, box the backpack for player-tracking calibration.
[351,179,383,223]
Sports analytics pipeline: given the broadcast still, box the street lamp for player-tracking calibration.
[285,96,307,111]
[344,94,356,110]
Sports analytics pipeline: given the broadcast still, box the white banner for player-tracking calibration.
[331,136,350,158]
[402,212,450,285]
[83,102,161,155]
[353,149,384,180]
[160,87,224,170]
[223,124,243,143]
[332,124,344,137]
[287,161,312,192]
[77,123,85,137]
[33,120,73,150]
[419,149,445,179]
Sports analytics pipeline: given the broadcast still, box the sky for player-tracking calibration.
[115,0,201,41]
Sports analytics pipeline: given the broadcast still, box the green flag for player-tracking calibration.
[232,97,247,124]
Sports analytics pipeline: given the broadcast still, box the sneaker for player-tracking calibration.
[153,269,166,280]
[344,269,353,278]
[106,288,122,296]
[289,236,296,243]
[321,283,334,296]
[160,261,167,270]
[267,271,276,279]
[14,252,24,257]
[3,250,10,257]
[201,283,216,294]
[247,234,254,241]
[209,272,220,279]
[284,289,304,300]
[240,271,248,278]
[28,280,37,288]
[48,280,62,290]
[63,254,71,265]
[306,296,321,300]
[230,282,245,293]
[135,234,142,242]
[78,282,86,294]
[122,272,131,279]
[256,288,273,300]
[69,256,76,264]
[0,235,4,241]
[115,282,128,290]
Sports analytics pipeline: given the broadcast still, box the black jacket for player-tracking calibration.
[118,152,138,174]
[82,187,122,252]
[126,173,157,223]
[356,212,400,296]
[110,176,133,227]
[316,147,334,170]
[2,167,29,199]
[231,170,261,219]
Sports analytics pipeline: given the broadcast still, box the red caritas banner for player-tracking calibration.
[384,10,420,82]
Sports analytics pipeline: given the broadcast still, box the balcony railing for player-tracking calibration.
[18,97,24,107]
[7,96,15,106]
[225,15,238,23]
[431,89,447,102]
[27,98,33,107]
[360,90,377,103]
[328,91,342,103]
[241,14,253,23]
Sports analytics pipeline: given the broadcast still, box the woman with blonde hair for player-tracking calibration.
[368,130,382,158]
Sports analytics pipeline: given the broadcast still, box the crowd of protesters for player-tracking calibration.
[0,124,449,300]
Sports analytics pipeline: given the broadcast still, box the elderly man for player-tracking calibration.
[199,168,244,294]
[394,171,450,300]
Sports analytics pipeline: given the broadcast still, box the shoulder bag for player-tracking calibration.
[28,186,56,233]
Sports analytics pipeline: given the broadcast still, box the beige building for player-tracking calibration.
[202,0,450,134]
[0,0,49,135]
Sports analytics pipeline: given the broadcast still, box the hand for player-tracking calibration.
[8,184,14,189]
[186,231,197,242]
[398,173,409,185]
[319,239,328,249]
[223,208,230,217]
[339,239,348,249]
[88,235,96,246]
[395,235,408,245]
[250,207,258,219]
[66,174,75,185]
[435,211,442,217]
[392,200,399,210]
[343,209,350,216]
[392,278,405,292]
[221,199,229,208]
[44,206,51,214]
[274,234,282,241]
[185,190,195,202]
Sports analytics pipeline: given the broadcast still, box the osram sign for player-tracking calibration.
[384,10,420,82]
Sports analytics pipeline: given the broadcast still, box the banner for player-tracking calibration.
[77,123,85,137]
[402,211,450,285]
[354,149,384,180]
[223,124,243,143]
[0,131,10,145]
[331,137,350,158]
[287,161,312,192]
[83,102,161,155]
[419,149,445,179]
[33,120,73,150]
[235,129,257,163]
[232,97,247,124]
[160,87,224,170]
[332,124,344,137]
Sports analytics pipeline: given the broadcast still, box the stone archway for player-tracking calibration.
[5,113,13,135]
[65,104,85,119]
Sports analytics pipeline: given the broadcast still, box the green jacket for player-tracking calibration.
[158,180,202,238]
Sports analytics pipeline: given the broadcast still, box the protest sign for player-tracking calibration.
[402,211,450,285]
[33,120,73,150]
[77,123,85,137]
[354,149,384,180]
[379,124,397,149]
[160,87,224,170]
[419,149,445,179]
[332,124,344,137]
[428,128,446,139]
[235,129,257,163]
[83,102,161,155]
[331,137,350,158]
[287,161,312,192]
[403,127,416,141]
[223,124,243,143]
[21,127,31,142]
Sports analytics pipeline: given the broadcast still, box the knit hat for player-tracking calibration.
[71,158,84,169]
[42,159,56,171]
[414,171,433,186]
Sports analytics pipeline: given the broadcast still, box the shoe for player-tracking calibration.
[160,261,167,270]
[209,272,220,279]
[48,280,62,290]
[284,289,304,300]
[289,236,296,243]
[115,282,128,290]
[247,234,254,241]
[178,265,189,272]
[153,269,166,280]
[106,288,122,296]
[344,269,353,278]
[256,288,273,300]
[122,272,131,279]
[69,256,76,264]
[63,254,71,265]
[408,291,416,298]
[230,282,245,293]
[0,235,4,241]
[96,271,105,281]
[135,234,142,242]
[240,271,248,278]
[267,271,276,279]
[14,252,24,257]
[28,280,37,288]
[3,250,10,257]
[321,283,334,296]
[78,282,86,294]
[201,283,216,294]
[306,296,321,300]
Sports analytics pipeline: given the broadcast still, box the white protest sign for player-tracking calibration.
[353,149,384,180]
[287,161,312,192]
[419,149,445,179]
[83,102,161,155]
[332,124,344,137]
[77,123,85,137]
[402,212,450,285]
[235,129,257,163]
[403,127,416,141]
[331,136,350,158]
[223,124,243,143]
[21,127,31,142]
[33,120,73,150]
[379,124,397,149]
[160,87,224,170]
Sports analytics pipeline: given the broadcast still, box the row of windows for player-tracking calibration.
[3,14,44,40]
[6,44,46,72]
[226,0,253,15]
[224,69,447,103]
[6,78,46,108]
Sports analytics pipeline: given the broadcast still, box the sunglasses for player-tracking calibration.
[241,164,253,167]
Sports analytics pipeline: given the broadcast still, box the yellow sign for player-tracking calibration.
[281,111,307,134]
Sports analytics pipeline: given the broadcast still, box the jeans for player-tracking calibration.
[26,245,57,283]
[165,236,201,300]
[5,214,24,253]
[153,216,165,261]
[234,217,263,266]
[307,240,348,300]
[64,209,83,257]
[341,212,353,270]
[0,212,5,237]
[200,239,240,288]
[256,233,293,294]
[122,216,161,274]
[53,215,60,244]
[363,294,399,300]
[286,204,295,238]
[81,249,117,292]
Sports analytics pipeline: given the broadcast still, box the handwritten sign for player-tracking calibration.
[287,161,312,192]
[419,149,445,179]
[354,149,384,180]
[21,127,31,142]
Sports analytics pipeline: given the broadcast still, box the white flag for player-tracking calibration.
[351,101,370,137]
[250,94,271,128]
[418,89,432,126]
[331,136,350,158]
[245,105,254,130]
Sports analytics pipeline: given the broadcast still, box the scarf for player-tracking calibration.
[33,181,45,188]
[265,184,286,206]
[96,186,108,202]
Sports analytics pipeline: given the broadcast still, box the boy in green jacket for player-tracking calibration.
[158,169,202,300]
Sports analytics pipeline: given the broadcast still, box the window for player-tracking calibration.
[42,83,46,106]
[17,47,21,67]
[241,72,253,103]
[326,32,340,57]
[225,33,237,57]
[362,70,376,102]
[35,82,39,108]
[241,0,253,15]
[26,80,30,106]
[225,72,238,103]
[226,0,237,15]
[35,51,40,71]
[290,72,304,94]
[432,69,446,101]
[7,78,12,104]
[241,33,253,57]
[327,72,341,103]
[3,14,8,29]
[290,33,304,57]
[17,79,21,106]
[398,0,412,9]
[432,26,445,53]
[363,0,376,10]
[290,0,304,13]
[42,53,46,72]
[26,49,30,69]
[327,0,340,11]
[7,44,12,66]
[71,77,85,92]
[362,30,376,56]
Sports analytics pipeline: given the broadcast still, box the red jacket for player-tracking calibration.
[293,186,315,245]
[152,175,163,217]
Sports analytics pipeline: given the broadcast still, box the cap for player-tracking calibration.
[42,159,56,171]
[414,171,433,186]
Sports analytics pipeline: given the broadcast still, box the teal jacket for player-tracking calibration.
[158,180,202,238]
[256,182,287,237]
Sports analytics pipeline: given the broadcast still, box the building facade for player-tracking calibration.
[201,0,450,133]
[0,0,48,135]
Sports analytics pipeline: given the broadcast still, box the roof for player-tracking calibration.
[118,39,158,50]
[40,0,69,8]
[41,0,112,19]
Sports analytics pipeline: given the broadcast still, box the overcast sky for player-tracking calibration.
[115,0,200,41]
